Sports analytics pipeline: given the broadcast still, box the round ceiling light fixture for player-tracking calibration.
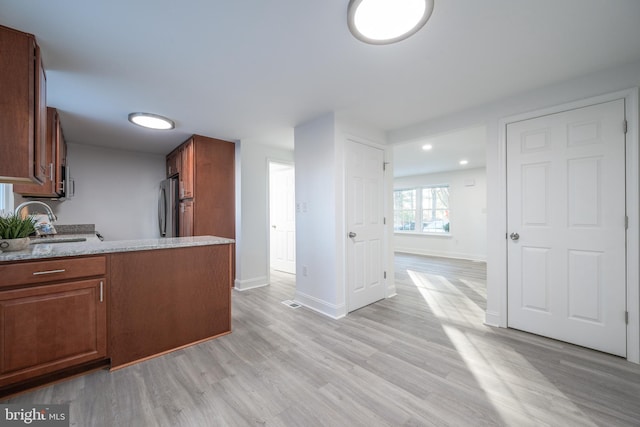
[347,0,435,45]
[128,112,175,130]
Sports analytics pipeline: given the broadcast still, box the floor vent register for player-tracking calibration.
[281,300,301,309]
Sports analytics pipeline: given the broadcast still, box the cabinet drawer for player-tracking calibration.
[0,256,106,288]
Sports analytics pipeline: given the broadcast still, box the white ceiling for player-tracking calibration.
[393,125,487,177]
[2,1,640,175]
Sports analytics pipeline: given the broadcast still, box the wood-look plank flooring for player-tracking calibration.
[5,253,640,426]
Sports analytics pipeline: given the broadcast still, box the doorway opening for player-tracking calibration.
[391,125,488,262]
[268,161,296,275]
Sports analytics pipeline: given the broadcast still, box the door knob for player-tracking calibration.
[510,232,520,241]
[348,232,356,238]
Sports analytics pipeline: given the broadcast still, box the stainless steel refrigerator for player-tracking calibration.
[158,178,178,237]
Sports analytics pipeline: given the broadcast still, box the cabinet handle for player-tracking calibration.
[49,163,54,180]
[32,269,66,276]
[99,281,104,302]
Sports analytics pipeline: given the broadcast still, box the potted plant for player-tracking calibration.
[0,213,36,251]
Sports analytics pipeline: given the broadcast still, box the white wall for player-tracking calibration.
[294,113,342,316]
[234,140,294,290]
[394,167,487,261]
[294,113,394,318]
[14,143,166,241]
[388,59,640,362]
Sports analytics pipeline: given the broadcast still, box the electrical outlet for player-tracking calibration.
[302,265,308,276]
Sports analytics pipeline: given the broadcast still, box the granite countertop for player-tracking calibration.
[0,235,235,262]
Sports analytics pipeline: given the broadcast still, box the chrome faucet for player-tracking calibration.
[14,201,57,222]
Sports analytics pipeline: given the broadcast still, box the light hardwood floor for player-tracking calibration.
[5,253,640,426]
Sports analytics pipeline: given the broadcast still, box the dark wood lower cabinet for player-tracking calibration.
[109,244,232,369]
[0,278,107,387]
[0,243,231,395]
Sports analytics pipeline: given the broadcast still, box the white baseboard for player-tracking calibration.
[484,310,502,327]
[234,276,269,291]
[394,247,486,262]
[294,290,346,319]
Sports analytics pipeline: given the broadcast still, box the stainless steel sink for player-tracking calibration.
[30,237,87,244]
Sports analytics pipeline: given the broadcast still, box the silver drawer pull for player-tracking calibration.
[32,269,66,276]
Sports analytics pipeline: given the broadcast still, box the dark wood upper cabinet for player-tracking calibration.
[167,134,235,240]
[14,108,67,197]
[35,45,47,183]
[166,148,180,178]
[180,138,195,199]
[0,25,47,184]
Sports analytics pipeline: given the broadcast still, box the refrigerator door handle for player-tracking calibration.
[158,186,167,236]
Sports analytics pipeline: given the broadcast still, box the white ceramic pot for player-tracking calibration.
[0,237,30,252]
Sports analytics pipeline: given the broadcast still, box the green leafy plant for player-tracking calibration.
[0,214,37,239]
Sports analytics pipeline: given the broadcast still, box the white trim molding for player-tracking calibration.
[294,290,347,319]
[234,276,269,291]
[394,248,486,263]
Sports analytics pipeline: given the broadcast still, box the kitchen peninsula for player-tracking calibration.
[0,235,233,397]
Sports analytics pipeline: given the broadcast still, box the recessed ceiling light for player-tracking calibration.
[459,160,469,165]
[347,0,435,45]
[128,112,175,130]
[422,144,433,151]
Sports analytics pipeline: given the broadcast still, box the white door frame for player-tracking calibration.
[494,88,639,363]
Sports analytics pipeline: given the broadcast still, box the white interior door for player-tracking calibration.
[269,163,296,274]
[507,99,627,356]
[346,140,385,312]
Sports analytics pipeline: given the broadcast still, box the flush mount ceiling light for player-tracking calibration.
[347,0,435,45]
[128,112,175,130]
[459,159,469,166]
[421,143,433,151]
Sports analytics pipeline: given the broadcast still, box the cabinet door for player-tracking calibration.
[54,112,67,195]
[14,108,62,196]
[0,278,107,386]
[180,139,194,199]
[0,26,46,184]
[180,199,194,237]
[34,45,47,184]
[166,149,180,178]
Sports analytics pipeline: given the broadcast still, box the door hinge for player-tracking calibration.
[625,215,629,230]
[384,271,387,279]
[383,162,386,171]
[623,119,628,134]
[383,217,386,225]
[625,311,629,324]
